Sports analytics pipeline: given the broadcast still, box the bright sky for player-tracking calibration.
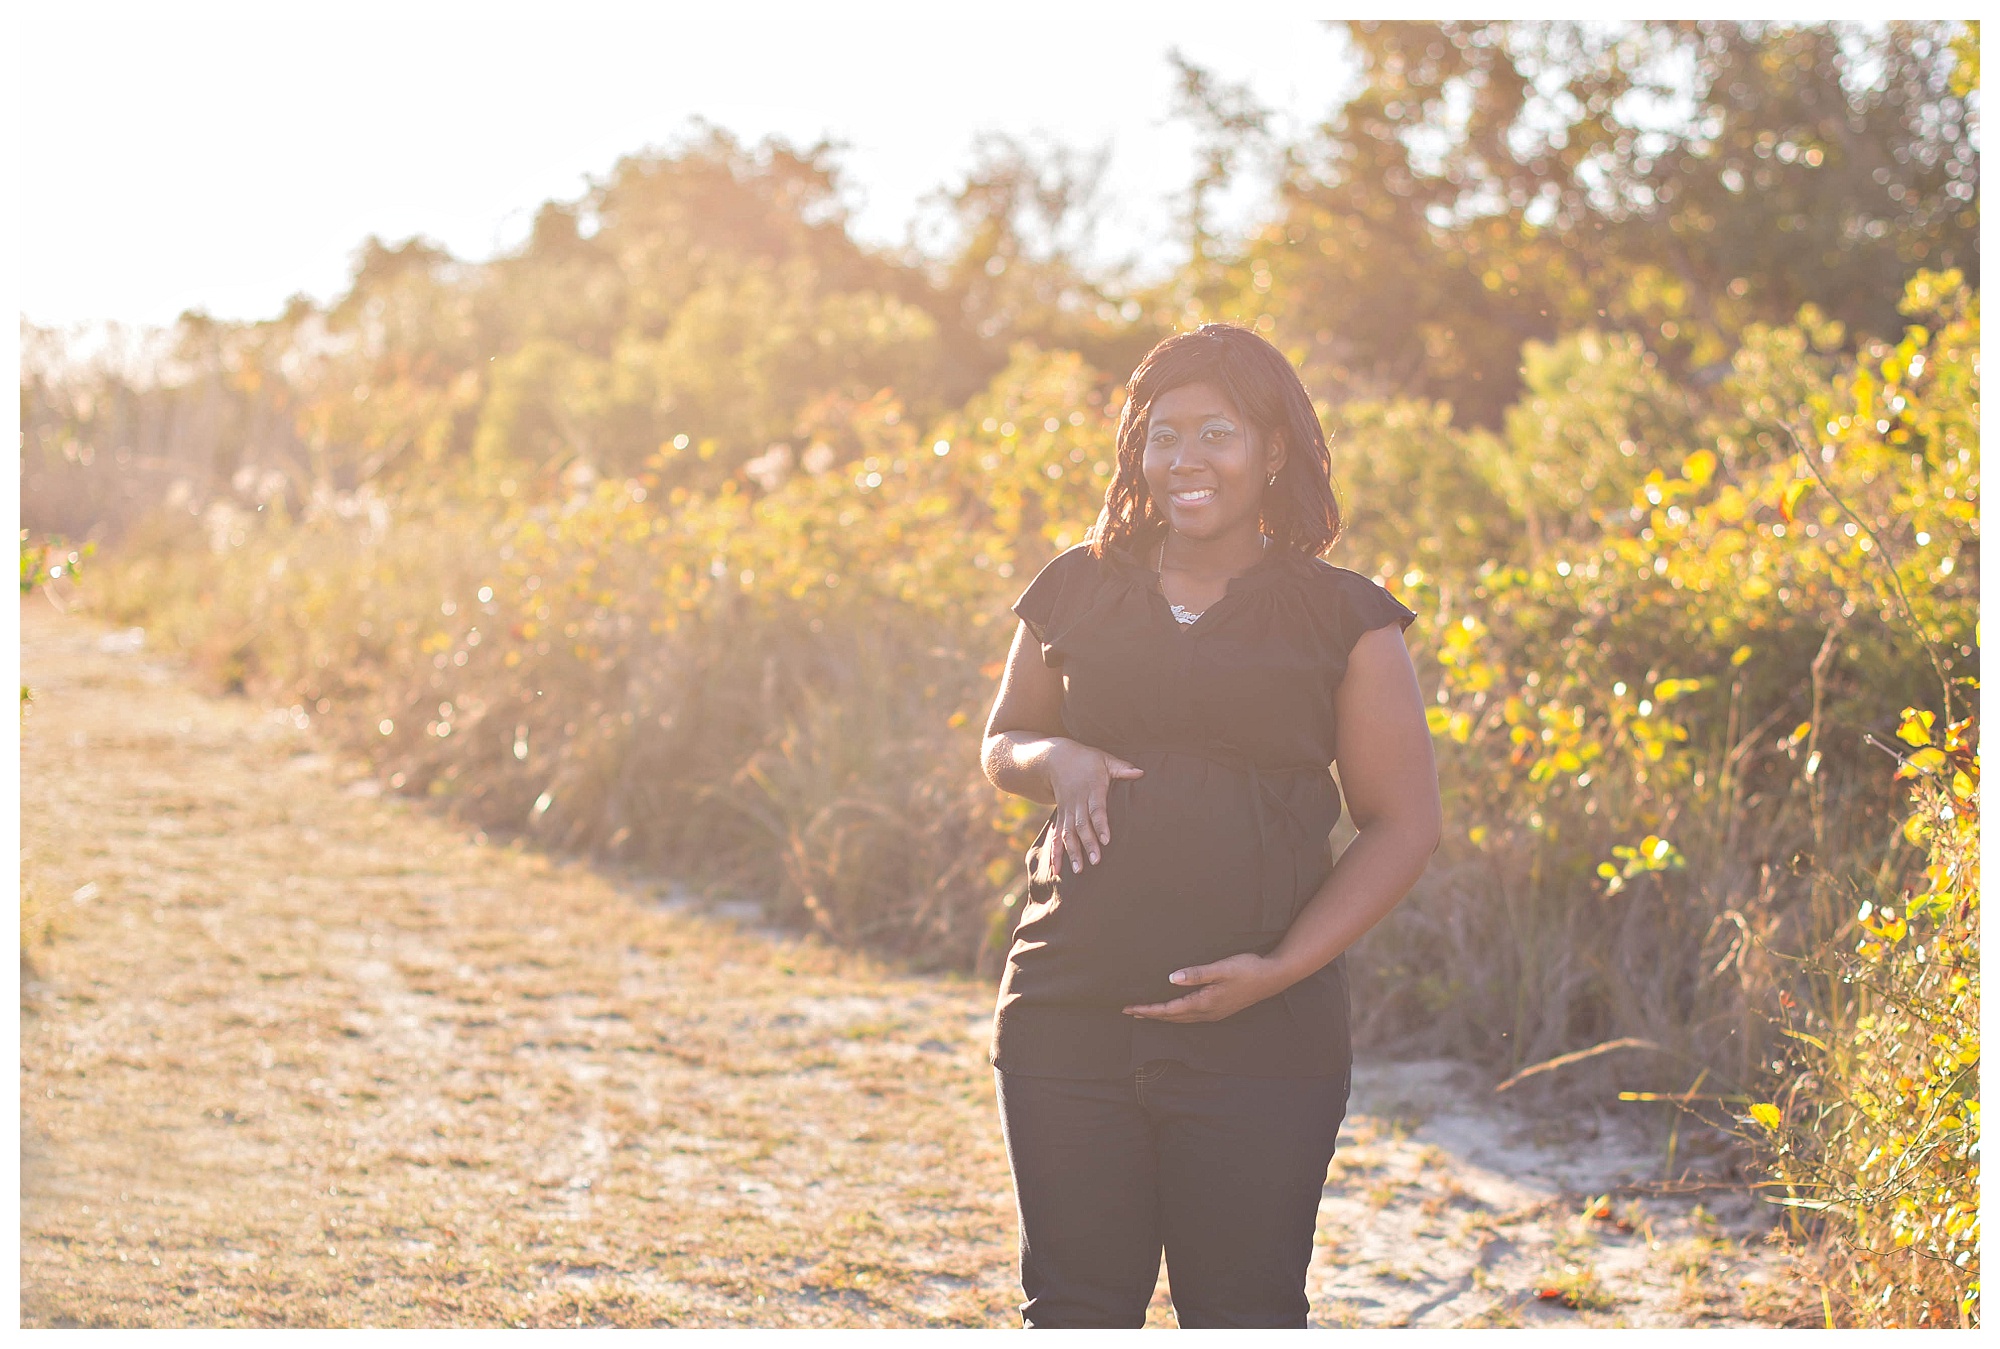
[19,3,1361,332]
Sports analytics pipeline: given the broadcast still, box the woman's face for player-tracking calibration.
[1141,381,1284,545]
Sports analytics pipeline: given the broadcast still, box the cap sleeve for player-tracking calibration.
[1314,565,1417,669]
[1343,571,1417,643]
[1011,544,1098,668]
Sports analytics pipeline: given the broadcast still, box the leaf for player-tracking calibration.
[1945,714,1975,752]
[1901,747,1947,776]
[1897,708,1936,746]
[1748,1102,1783,1132]
[1730,645,1753,666]
[1682,448,1717,487]
[1781,478,1813,524]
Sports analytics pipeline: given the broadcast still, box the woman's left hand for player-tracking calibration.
[1122,953,1291,1023]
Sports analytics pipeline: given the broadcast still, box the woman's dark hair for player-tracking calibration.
[1089,323,1342,559]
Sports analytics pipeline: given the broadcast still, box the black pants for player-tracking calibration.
[995,1060,1349,1328]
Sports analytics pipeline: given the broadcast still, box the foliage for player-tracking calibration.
[1218,21,1978,425]
[1745,705,1978,1327]
[20,532,91,595]
[96,345,1109,966]
[1339,274,1976,1080]
[20,532,93,711]
[1723,283,1979,1328]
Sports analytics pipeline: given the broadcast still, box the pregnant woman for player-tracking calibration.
[979,323,1442,1328]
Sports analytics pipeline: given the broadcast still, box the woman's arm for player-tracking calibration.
[1123,623,1441,1022]
[980,621,1069,804]
[981,620,1143,872]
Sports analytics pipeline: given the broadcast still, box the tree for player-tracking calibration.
[1239,21,1977,425]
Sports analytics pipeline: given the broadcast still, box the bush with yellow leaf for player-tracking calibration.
[1338,274,1976,1089]
[1746,702,1978,1326]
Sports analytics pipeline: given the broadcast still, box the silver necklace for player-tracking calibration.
[1159,534,1268,625]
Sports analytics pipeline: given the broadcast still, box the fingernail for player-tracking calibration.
[1169,972,1185,984]
[1088,851,1099,864]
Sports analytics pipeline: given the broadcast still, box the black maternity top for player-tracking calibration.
[990,538,1417,1079]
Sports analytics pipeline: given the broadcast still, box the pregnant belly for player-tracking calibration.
[1000,764,1334,1009]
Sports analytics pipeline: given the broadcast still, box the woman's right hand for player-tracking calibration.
[1043,740,1144,873]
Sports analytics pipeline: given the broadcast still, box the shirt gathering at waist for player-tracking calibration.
[990,956,1353,1080]
[1093,739,1330,776]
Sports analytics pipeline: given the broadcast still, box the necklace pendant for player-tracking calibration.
[1169,602,1201,625]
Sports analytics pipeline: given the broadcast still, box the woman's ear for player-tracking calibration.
[1264,428,1288,483]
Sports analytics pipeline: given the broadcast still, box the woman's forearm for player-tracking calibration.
[1265,816,1439,988]
[981,731,1072,805]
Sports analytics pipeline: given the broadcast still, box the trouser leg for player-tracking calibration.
[994,1067,1161,1328]
[1151,1063,1349,1329]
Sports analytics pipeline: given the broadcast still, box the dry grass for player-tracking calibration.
[19,600,1022,1328]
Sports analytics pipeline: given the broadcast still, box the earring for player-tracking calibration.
[1266,472,1278,486]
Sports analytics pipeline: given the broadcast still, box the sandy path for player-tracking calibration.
[19,600,1794,1328]
[1308,1060,1797,1326]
